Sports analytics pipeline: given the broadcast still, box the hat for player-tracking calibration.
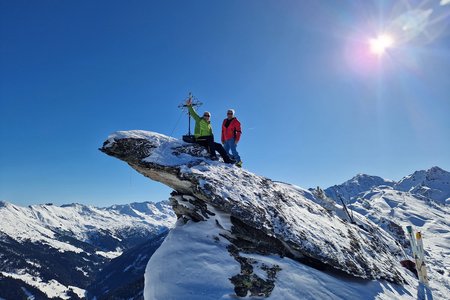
[227,109,235,115]
[203,111,211,117]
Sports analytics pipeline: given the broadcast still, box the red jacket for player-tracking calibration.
[221,117,242,143]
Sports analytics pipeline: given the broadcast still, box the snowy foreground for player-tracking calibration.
[102,130,449,300]
[146,205,424,300]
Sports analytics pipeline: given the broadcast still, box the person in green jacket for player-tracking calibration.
[186,99,234,164]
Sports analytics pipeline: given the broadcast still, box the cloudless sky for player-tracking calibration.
[1,0,449,207]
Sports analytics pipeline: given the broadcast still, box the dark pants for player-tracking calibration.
[195,135,234,163]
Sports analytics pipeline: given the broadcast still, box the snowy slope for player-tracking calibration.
[145,204,422,300]
[0,200,176,299]
[347,187,450,299]
[0,200,175,254]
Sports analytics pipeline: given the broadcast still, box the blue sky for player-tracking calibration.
[1,0,449,207]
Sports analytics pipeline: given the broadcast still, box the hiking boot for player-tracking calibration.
[210,156,219,161]
[235,161,243,168]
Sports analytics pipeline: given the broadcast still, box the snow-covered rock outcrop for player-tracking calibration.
[101,130,416,298]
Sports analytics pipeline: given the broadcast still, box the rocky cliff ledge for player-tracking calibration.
[100,130,409,297]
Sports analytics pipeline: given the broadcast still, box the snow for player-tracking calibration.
[68,285,86,299]
[326,166,450,205]
[0,202,85,253]
[246,253,418,300]
[144,204,425,300]
[106,130,201,166]
[325,174,395,203]
[348,187,450,299]
[25,260,41,268]
[0,200,176,253]
[319,167,450,299]
[144,205,240,300]
[106,130,211,167]
[395,167,450,204]
[0,271,86,299]
[95,250,123,259]
[21,287,35,300]
[76,266,90,277]
[0,198,176,299]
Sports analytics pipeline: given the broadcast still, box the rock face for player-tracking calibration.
[100,130,409,295]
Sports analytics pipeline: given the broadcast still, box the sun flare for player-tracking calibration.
[369,34,394,55]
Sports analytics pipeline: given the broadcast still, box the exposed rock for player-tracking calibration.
[100,130,408,288]
[169,192,215,222]
[228,243,281,297]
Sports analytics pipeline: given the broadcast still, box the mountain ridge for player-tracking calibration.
[0,199,176,299]
[324,166,450,205]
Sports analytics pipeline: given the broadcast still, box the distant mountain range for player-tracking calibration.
[0,201,176,299]
[321,167,450,296]
[1,165,449,299]
[324,166,450,205]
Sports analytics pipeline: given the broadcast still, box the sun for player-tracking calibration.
[369,34,394,56]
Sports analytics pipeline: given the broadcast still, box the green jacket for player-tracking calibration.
[188,105,213,138]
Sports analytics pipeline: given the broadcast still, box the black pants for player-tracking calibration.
[195,135,233,163]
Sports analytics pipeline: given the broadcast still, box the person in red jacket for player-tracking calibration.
[221,109,242,167]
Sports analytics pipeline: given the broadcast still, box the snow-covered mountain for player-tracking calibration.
[100,130,450,299]
[324,174,395,203]
[324,166,450,205]
[0,200,176,299]
[346,186,450,293]
[320,167,450,299]
[395,166,450,205]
